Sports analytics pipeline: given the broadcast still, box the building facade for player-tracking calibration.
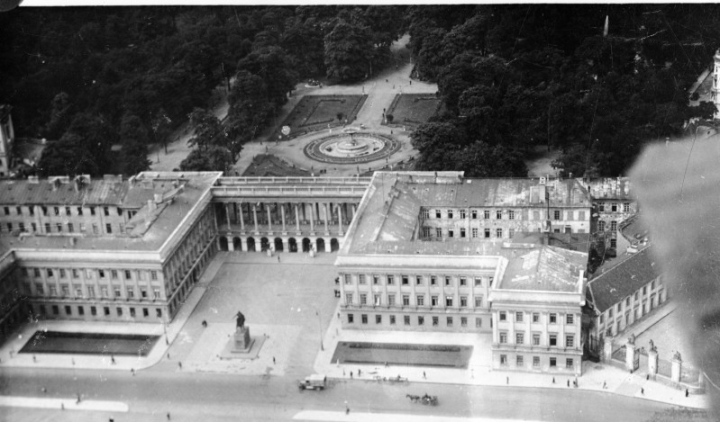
[578,177,636,250]
[585,246,669,352]
[489,246,587,375]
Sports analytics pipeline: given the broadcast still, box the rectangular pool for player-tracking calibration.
[20,331,160,356]
[331,341,472,368]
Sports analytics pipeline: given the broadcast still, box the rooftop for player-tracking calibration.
[499,246,587,292]
[0,172,221,255]
[578,177,633,200]
[586,246,660,313]
[344,172,592,256]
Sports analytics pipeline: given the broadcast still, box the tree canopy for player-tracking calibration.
[407,4,720,177]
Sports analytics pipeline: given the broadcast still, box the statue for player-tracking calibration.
[234,311,246,329]
[673,351,682,361]
[627,334,635,345]
[649,339,657,353]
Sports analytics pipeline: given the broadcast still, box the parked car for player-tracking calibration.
[298,374,327,391]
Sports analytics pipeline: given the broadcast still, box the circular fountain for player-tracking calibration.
[303,128,401,164]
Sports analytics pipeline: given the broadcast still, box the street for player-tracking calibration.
[0,366,674,422]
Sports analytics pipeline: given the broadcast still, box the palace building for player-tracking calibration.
[0,170,650,376]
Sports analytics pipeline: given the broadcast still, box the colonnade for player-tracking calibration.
[215,201,358,253]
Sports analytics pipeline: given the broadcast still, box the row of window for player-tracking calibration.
[499,354,575,369]
[36,304,162,318]
[343,274,493,287]
[421,208,588,222]
[498,311,575,325]
[2,205,124,218]
[499,331,576,348]
[422,226,516,240]
[598,202,631,213]
[2,221,126,234]
[597,220,618,232]
[22,267,159,281]
[346,293,484,308]
[347,313,483,328]
[29,283,161,300]
[600,280,662,323]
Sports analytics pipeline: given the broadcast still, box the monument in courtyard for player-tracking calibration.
[230,310,254,353]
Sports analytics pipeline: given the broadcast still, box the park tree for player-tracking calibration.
[237,46,297,112]
[119,113,152,175]
[227,70,272,149]
[44,92,73,140]
[179,145,233,172]
[187,108,223,152]
[410,121,467,171]
[323,17,374,82]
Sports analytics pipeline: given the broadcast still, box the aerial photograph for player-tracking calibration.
[1,2,720,421]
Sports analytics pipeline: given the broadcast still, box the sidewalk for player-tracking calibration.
[313,302,708,410]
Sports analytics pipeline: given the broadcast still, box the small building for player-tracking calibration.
[585,246,669,354]
[489,245,587,375]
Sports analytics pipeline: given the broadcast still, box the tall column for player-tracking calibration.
[338,203,344,236]
[295,204,301,233]
[281,204,287,233]
[352,204,357,220]
[323,203,329,234]
[227,236,235,251]
[310,203,315,233]
[225,204,231,230]
[253,205,259,233]
[267,206,273,233]
[238,203,245,232]
[241,237,248,252]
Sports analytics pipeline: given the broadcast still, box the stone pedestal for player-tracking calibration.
[231,326,254,353]
[671,358,682,383]
[648,350,658,376]
[625,346,636,372]
[602,337,613,362]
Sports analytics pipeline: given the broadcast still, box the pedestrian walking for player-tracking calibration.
[131,368,135,376]
[277,256,280,263]
[41,387,47,394]
[641,388,644,395]
[506,376,509,385]
[167,353,171,359]
[567,380,570,387]
[358,369,361,376]
[646,374,649,380]
[77,394,81,404]
[273,356,276,365]
[111,355,116,365]
[32,355,36,363]
[602,381,607,389]
[350,371,353,378]
[61,403,64,410]
[167,412,171,420]
[552,377,555,384]
[685,389,689,397]
[423,371,426,379]
[178,361,182,369]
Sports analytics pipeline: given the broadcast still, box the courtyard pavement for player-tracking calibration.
[0,251,708,412]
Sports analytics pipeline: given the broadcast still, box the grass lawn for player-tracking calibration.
[272,95,367,141]
[385,94,440,128]
[242,154,311,177]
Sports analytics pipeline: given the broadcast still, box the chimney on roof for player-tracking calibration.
[28,175,39,184]
[154,192,163,204]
